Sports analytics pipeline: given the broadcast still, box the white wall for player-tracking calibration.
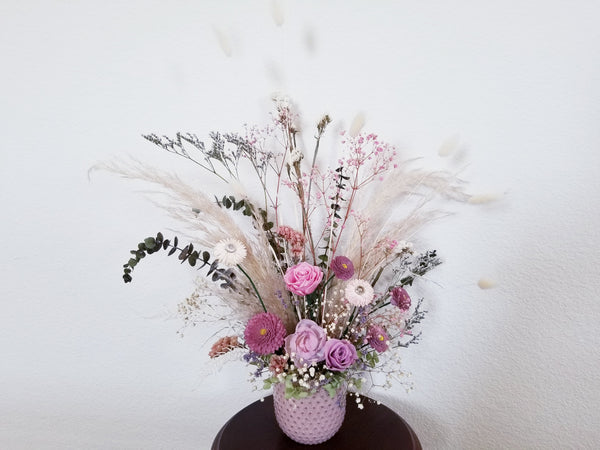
[2,1,599,448]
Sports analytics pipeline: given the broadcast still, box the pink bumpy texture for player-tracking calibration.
[273,383,346,445]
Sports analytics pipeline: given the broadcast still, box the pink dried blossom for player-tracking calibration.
[367,325,389,353]
[331,256,354,280]
[209,336,241,358]
[277,226,305,256]
[244,312,286,355]
[268,354,289,374]
[391,286,411,311]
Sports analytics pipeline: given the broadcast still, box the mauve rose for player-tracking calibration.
[284,262,323,296]
[284,319,327,366]
[323,339,358,371]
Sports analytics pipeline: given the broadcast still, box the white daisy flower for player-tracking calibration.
[213,238,247,266]
[345,279,375,307]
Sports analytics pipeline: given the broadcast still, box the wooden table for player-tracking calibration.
[212,394,422,449]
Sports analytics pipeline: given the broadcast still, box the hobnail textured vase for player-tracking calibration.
[273,383,346,445]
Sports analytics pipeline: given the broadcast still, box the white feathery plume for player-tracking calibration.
[93,160,296,329]
[342,162,469,280]
[213,26,232,57]
[477,277,498,289]
[348,112,366,137]
[468,193,502,204]
[438,134,461,157]
[270,0,284,26]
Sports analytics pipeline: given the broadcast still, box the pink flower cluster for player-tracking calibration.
[284,319,357,371]
[277,226,305,257]
[338,132,398,182]
[268,354,289,375]
[209,335,241,358]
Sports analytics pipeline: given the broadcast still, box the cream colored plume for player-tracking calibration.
[93,160,296,329]
[438,134,461,157]
[468,193,502,204]
[348,112,366,137]
[477,277,498,289]
[270,0,284,26]
[342,162,469,280]
[213,26,232,57]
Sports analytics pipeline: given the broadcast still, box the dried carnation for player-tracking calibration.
[391,286,411,311]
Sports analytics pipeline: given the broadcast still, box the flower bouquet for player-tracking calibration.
[110,97,468,444]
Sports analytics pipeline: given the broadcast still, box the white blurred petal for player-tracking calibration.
[271,0,284,26]
[438,134,461,157]
[468,193,502,204]
[477,278,498,289]
[348,112,366,137]
[213,27,232,57]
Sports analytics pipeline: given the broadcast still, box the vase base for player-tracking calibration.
[273,384,347,445]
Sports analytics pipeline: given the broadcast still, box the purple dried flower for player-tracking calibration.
[367,325,389,353]
[331,256,355,280]
[244,312,286,355]
[285,319,327,366]
[390,286,411,311]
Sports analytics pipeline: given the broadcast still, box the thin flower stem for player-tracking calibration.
[340,307,357,338]
[369,300,391,315]
[318,275,335,322]
[237,264,267,313]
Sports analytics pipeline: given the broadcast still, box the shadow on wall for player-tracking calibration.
[376,392,450,449]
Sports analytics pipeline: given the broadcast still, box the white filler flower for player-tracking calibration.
[213,238,247,266]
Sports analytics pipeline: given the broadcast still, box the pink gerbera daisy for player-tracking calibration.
[244,312,287,355]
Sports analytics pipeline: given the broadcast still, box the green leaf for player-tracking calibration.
[144,237,156,248]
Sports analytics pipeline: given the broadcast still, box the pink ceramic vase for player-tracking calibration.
[273,383,347,445]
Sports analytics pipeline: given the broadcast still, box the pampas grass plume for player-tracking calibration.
[348,112,366,137]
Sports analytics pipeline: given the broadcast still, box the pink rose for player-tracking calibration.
[284,262,323,296]
[284,319,327,366]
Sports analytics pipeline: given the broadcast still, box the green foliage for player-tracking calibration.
[122,232,235,288]
[365,351,380,369]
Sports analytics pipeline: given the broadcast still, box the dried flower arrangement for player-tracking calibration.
[105,96,470,404]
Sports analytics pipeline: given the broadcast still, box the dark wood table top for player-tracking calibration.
[212,394,422,449]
